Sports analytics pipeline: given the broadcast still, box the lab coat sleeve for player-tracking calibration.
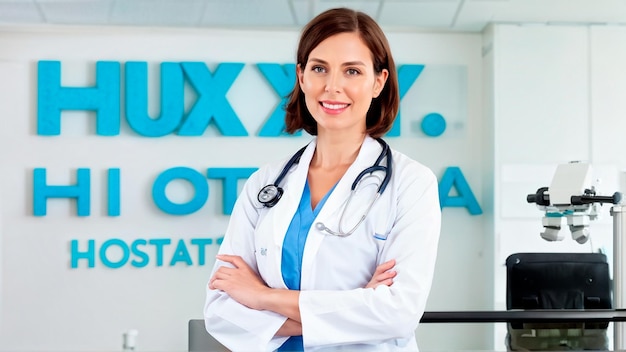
[299,160,442,347]
[203,169,289,351]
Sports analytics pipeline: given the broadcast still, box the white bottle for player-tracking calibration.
[122,329,139,351]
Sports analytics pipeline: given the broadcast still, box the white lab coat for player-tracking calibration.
[204,136,441,351]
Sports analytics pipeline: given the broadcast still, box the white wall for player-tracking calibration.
[591,26,626,167]
[0,25,489,351]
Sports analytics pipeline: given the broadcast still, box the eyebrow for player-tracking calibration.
[308,58,367,67]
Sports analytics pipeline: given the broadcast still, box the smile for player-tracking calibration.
[320,102,349,112]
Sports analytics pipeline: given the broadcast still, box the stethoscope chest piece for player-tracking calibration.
[258,184,283,208]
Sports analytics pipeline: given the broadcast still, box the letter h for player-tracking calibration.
[33,168,90,216]
[37,60,120,136]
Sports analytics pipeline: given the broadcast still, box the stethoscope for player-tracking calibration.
[257,138,392,237]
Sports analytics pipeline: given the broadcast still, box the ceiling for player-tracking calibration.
[1,0,626,32]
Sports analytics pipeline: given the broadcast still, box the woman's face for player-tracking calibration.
[297,32,388,137]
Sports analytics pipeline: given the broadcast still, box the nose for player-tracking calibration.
[324,72,341,93]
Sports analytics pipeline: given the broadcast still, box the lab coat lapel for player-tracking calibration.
[300,136,382,289]
[258,140,316,288]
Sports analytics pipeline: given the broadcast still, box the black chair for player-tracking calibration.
[505,252,612,351]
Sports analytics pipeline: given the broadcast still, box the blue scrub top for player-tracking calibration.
[278,180,334,351]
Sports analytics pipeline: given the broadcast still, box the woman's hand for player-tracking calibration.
[211,254,302,322]
[365,259,397,289]
[209,254,270,310]
[276,318,302,337]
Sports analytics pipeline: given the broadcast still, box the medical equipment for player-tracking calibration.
[526,162,621,243]
[257,146,307,208]
[257,138,392,237]
[525,161,626,350]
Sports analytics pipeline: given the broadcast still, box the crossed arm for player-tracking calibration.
[209,254,397,337]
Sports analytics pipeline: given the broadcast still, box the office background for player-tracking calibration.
[1,1,626,351]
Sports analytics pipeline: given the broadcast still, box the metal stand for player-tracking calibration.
[612,205,626,350]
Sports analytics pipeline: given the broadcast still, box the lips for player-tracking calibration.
[320,101,349,114]
[321,102,349,109]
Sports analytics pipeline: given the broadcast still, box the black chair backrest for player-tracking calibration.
[506,252,612,329]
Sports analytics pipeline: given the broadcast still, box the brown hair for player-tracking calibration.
[283,7,399,138]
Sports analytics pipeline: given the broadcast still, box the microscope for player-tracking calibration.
[526,161,622,243]
[518,161,626,351]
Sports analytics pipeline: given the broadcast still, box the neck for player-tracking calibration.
[312,134,366,169]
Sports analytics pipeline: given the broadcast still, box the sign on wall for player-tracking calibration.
[32,60,481,270]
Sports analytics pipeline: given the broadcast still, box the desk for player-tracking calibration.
[421,309,626,324]
[420,310,626,351]
[189,312,626,351]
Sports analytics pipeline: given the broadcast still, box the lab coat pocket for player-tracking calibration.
[373,232,388,240]
[367,206,392,242]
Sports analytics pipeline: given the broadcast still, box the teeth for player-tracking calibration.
[322,102,348,110]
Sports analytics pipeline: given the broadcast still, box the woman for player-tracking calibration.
[204,7,441,351]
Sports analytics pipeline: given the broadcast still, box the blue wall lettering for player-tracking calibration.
[37,61,433,137]
[100,238,130,269]
[256,63,298,137]
[33,166,482,217]
[152,167,208,215]
[421,112,447,137]
[170,239,193,266]
[149,239,171,266]
[70,237,222,268]
[207,167,257,215]
[178,62,248,136]
[33,168,91,216]
[131,239,150,267]
[439,166,482,215]
[125,62,185,137]
[387,64,424,136]
[191,238,214,265]
[107,168,120,216]
[71,239,95,268]
[37,60,120,136]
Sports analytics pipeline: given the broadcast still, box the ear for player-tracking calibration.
[297,64,305,86]
[373,68,389,98]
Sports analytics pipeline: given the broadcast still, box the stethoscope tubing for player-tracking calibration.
[315,191,381,237]
[258,138,392,237]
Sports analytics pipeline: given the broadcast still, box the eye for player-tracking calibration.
[346,68,361,76]
[311,66,326,73]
